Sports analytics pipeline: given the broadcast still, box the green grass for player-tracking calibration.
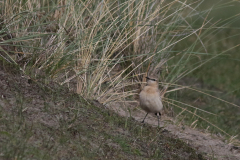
[159,35,240,142]
[165,3,240,138]
[187,35,240,139]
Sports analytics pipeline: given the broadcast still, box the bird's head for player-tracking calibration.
[146,76,158,87]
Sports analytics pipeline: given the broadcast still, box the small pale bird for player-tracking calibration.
[139,76,163,127]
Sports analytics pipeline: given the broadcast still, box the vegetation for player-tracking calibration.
[0,0,240,158]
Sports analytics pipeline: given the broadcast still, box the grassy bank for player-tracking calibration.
[0,63,204,159]
[0,0,240,149]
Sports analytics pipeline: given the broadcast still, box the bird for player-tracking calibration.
[139,75,163,127]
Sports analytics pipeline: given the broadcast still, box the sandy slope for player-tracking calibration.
[1,64,239,159]
[107,101,240,160]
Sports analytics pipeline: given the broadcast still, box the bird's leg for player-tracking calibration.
[142,113,148,123]
[155,112,161,128]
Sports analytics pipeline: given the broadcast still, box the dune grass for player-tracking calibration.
[0,0,240,147]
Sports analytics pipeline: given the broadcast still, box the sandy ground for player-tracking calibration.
[106,101,240,160]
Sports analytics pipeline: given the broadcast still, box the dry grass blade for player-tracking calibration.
[164,97,217,116]
[163,99,231,137]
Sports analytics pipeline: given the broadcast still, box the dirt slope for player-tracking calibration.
[0,63,204,159]
[108,102,240,159]
[1,62,239,159]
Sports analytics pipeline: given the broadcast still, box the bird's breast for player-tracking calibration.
[139,89,163,113]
